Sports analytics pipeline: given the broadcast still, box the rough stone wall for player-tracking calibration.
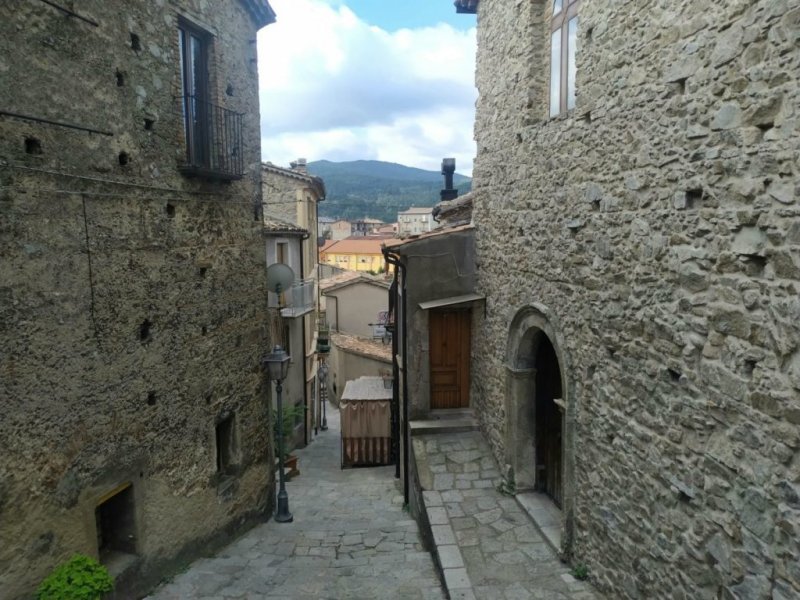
[471,0,800,598]
[0,2,272,599]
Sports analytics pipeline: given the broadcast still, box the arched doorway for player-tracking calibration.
[534,335,563,506]
[504,305,573,553]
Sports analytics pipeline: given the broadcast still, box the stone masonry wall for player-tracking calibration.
[471,0,800,598]
[0,2,272,598]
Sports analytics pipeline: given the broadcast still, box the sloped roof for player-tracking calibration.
[399,206,434,215]
[320,238,386,256]
[262,162,326,199]
[263,215,307,235]
[332,333,392,363]
[383,223,474,252]
[240,0,276,28]
[321,271,390,293]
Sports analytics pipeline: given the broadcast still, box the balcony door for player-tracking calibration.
[178,19,210,168]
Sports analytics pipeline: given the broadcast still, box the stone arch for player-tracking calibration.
[504,304,575,555]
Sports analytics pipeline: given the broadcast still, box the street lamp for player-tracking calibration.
[319,361,328,431]
[263,345,292,523]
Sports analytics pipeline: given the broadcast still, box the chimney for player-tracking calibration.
[440,158,458,201]
[290,158,308,173]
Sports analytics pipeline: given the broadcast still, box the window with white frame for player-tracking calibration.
[549,0,579,117]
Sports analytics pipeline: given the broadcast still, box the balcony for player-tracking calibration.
[268,278,316,318]
[178,95,244,181]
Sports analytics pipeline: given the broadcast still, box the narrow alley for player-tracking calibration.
[146,406,445,600]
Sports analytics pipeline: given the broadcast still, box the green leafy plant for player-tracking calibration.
[572,562,589,581]
[272,405,305,459]
[37,554,114,600]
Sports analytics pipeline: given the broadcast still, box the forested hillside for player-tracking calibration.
[307,160,472,223]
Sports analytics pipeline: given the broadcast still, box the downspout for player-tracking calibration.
[383,247,409,504]
[300,231,309,446]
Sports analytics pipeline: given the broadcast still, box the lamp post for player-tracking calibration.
[263,345,292,523]
[319,361,328,431]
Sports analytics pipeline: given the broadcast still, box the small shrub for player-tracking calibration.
[37,554,114,600]
[572,562,589,581]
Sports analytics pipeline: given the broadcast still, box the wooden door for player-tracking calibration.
[429,310,471,409]
[534,338,563,507]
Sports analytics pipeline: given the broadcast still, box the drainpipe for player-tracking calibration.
[300,233,309,446]
[383,247,409,504]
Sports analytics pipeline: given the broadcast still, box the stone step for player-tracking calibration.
[410,410,479,436]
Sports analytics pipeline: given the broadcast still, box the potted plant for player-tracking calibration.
[273,404,304,477]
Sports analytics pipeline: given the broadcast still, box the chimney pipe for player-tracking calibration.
[290,158,308,173]
[440,158,457,201]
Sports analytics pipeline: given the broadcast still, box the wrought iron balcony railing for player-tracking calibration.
[268,278,316,318]
[178,95,244,180]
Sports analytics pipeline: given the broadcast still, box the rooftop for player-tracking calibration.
[333,333,392,363]
[398,206,434,215]
[321,271,390,293]
[341,376,393,401]
[320,238,386,256]
[383,223,474,251]
[262,161,326,199]
[263,215,307,235]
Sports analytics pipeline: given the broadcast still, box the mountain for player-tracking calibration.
[307,160,472,223]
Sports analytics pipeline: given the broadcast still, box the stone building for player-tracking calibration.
[262,160,326,445]
[0,1,275,598]
[459,0,800,598]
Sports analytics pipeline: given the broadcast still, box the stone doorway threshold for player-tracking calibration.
[516,491,562,553]
[409,408,478,436]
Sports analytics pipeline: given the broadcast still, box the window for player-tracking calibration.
[215,415,236,474]
[549,0,579,117]
[277,241,288,265]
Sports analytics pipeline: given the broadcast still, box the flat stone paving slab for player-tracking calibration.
[414,432,602,600]
[147,406,445,600]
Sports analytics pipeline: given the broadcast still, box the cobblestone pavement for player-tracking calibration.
[414,432,601,600]
[147,405,445,600]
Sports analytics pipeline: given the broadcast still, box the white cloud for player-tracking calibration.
[257,0,477,175]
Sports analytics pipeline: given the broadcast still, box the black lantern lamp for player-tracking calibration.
[263,345,292,523]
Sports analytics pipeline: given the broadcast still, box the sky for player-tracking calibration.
[257,0,478,176]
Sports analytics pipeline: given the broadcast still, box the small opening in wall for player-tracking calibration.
[118,152,129,166]
[198,267,207,278]
[606,433,615,445]
[583,111,592,124]
[516,132,523,144]
[130,33,141,51]
[744,359,757,377]
[144,118,154,131]
[216,415,236,474]
[95,484,137,562]
[757,121,774,132]
[606,347,616,359]
[115,69,125,87]
[741,254,767,276]
[201,325,207,336]
[205,392,212,404]
[667,368,682,382]
[165,203,175,218]
[139,471,144,478]
[586,26,594,42]
[146,391,156,406]
[139,319,151,342]
[685,188,703,208]
[25,137,42,155]
[226,83,234,97]
[676,78,687,95]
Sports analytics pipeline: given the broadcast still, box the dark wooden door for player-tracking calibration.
[535,339,563,507]
[429,310,471,409]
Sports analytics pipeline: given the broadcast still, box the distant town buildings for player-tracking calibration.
[397,206,436,236]
[320,238,387,273]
